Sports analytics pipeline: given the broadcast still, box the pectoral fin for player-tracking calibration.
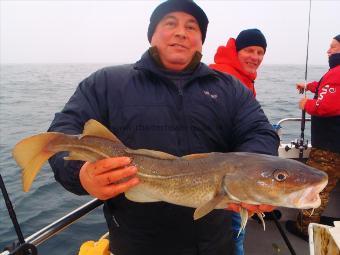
[193,195,225,220]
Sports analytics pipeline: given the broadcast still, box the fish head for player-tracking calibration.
[221,153,328,209]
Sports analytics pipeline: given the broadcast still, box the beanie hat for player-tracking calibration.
[235,29,267,52]
[147,0,209,43]
[334,34,340,43]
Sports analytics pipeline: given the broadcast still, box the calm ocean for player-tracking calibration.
[0,64,327,254]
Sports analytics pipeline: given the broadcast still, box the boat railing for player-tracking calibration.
[274,117,311,159]
[275,117,311,127]
[1,199,103,255]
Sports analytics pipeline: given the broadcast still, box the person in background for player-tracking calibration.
[209,28,267,97]
[210,28,281,255]
[286,34,340,242]
[48,0,279,254]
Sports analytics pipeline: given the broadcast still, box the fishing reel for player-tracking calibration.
[287,138,309,162]
[284,138,308,152]
[291,138,309,151]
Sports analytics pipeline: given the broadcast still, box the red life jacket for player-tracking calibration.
[209,38,257,96]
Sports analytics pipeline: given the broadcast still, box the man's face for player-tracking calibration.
[151,12,202,71]
[327,39,340,57]
[237,46,265,74]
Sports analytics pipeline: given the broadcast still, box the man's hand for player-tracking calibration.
[299,98,308,110]
[226,202,275,216]
[296,82,306,94]
[79,157,139,200]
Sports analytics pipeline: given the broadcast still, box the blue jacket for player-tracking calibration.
[48,50,279,255]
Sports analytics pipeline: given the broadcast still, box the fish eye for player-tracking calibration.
[273,170,289,182]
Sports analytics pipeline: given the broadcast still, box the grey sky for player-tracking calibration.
[1,0,339,65]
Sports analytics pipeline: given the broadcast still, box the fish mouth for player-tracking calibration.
[291,179,328,209]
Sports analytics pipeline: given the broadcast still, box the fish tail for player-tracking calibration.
[12,132,66,192]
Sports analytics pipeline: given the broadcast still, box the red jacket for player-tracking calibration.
[209,38,257,96]
[305,65,340,117]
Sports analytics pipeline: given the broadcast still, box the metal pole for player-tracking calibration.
[25,199,103,246]
[0,174,25,245]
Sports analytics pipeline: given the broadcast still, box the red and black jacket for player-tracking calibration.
[305,57,340,153]
[209,38,257,96]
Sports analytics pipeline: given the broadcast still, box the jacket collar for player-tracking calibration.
[134,48,215,80]
[148,46,203,72]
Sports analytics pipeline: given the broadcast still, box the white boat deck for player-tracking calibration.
[244,183,340,255]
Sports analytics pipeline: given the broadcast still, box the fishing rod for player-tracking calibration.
[298,0,312,159]
[0,174,37,255]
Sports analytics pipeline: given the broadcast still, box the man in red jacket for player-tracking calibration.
[210,29,270,255]
[209,28,267,97]
[286,34,340,242]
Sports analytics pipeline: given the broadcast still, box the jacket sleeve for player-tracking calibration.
[306,81,318,93]
[48,69,110,195]
[230,80,280,156]
[304,81,340,117]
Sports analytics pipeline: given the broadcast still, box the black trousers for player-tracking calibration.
[104,197,235,255]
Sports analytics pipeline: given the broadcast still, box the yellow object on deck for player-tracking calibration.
[78,238,110,255]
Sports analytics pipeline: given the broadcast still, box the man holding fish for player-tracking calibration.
[15,0,324,254]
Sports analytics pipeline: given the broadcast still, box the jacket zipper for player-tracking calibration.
[177,86,188,153]
[178,87,184,108]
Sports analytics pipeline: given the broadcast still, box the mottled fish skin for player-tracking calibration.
[127,152,328,211]
[13,119,328,222]
[129,153,233,208]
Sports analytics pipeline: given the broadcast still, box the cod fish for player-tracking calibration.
[13,119,328,233]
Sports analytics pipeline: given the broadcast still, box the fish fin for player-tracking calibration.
[194,195,225,220]
[125,148,178,160]
[82,119,122,144]
[257,212,266,231]
[237,208,249,237]
[125,186,160,202]
[222,177,242,202]
[182,153,210,160]
[12,132,63,192]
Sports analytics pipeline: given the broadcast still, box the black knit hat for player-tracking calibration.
[334,34,340,42]
[235,29,267,52]
[147,0,209,43]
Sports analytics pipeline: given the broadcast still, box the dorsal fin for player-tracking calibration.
[182,153,210,160]
[125,148,178,160]
[82,119,121,143]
